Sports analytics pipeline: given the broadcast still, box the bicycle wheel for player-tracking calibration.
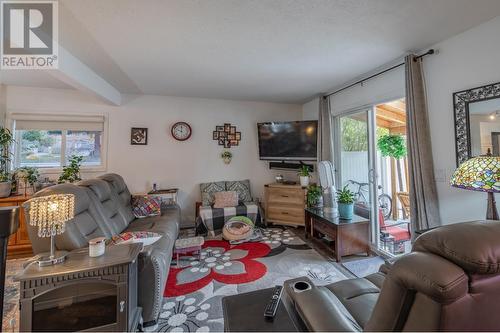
[378,194,392,220]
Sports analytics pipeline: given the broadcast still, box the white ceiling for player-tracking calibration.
[3,0,500,104]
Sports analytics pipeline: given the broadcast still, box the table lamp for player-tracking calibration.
[450,153,500,220]
[27,194,75,266]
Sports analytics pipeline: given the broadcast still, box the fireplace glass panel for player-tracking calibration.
[32,282,118,331]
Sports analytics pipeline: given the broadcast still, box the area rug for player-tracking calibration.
[342,256,385,278]
[159,227,348,332]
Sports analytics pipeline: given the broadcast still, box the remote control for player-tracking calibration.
[264,285,283,319]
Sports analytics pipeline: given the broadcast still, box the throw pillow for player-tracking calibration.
[225,179,252,203]
[110,231,162,246]
[131,195,161,218]
[200,181,226,206]
[213,191,238,208]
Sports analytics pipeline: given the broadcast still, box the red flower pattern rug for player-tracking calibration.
[158,228,349,332]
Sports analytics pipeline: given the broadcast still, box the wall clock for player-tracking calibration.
[171,122,192,141]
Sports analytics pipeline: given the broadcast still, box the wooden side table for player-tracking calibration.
[305,208,370,262]
[0,195,32,258]
[16,244,142,332]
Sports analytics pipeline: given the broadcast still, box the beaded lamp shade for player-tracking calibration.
[28,194,75,238]
[450,155,500,192]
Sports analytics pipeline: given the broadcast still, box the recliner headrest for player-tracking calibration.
[32,183,91,215]
[413,220,500,274]
[77,179,112,202]
[98,173,127,193]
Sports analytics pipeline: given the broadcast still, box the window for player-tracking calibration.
[10,113,107,170]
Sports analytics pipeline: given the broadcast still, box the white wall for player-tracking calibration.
[5,86,302,227]
[0,84,6,126]
[424,15,500,223]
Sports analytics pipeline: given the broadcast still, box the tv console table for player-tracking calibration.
[305,207,370,262]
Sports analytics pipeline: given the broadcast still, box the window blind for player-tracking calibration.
[11,113,105,131]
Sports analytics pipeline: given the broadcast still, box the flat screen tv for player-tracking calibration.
[257,121,318,161]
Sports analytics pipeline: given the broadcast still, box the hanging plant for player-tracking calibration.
[377,135,407,159]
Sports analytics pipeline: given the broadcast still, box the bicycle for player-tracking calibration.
[347,179,393,220]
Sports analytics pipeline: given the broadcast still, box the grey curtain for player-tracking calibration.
[318,96,333,162]
[405,54,441,233]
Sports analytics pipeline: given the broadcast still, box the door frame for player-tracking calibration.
[333,106,380,247]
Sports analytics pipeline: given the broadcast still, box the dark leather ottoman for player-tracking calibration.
[222,288,300,332]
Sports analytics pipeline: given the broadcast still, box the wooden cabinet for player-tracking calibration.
[0,195,32,258]
[264,184,307,227]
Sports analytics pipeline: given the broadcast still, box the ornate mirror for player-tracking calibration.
[453,81,500,166]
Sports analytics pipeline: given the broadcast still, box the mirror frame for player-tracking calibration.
[453,81,500,166]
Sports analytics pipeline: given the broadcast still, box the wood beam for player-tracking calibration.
[389,126,407,134]
[376,107,406,124]
[47,46,122,105]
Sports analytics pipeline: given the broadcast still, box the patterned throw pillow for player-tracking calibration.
[213,191,238,208]
[200,181,226,206]
[225,179,252,203]
[110,231,162,246]
[131,195,161,218]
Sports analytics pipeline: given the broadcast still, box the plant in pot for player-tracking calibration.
[221,150,232,164]
[306,184,323,207]
[298,165,311,187]
[58,155,84,183]
[14,167,40,196]
[0,127,14,198]
[337,185,356,219]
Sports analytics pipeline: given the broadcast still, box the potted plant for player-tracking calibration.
[0,127,14,198]
[221,150,232,164]
[306,184,323,207]
[337,185,355,219]
[298,165,311,187]
[14,167,40,196]
[58,155,84,183]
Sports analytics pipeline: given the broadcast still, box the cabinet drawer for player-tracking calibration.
[267,206,304,223]
[267,188,304,205]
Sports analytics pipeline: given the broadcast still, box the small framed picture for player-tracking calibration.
[224,140,231,148]
[235,132,241,140]
[218,138,225,146]
[216,126,224,132]
[213,131,219,140]
[230,140,239,146]
[230,126,236,134]
[131,128,148,145]
[224,123,231,132]
[227,134,235,140]
[218,131,227,138]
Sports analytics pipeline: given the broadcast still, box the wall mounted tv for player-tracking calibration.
[257,121,318,161]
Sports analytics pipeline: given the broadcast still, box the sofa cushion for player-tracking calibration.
[200,181,226,206]
[98,173,135,224]
[78,179,128,235]
[213,191,238,208]
[225,179,252,202]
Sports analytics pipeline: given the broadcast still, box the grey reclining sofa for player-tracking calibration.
[25,173,180,329]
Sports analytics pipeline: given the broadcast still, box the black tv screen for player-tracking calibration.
[257,121,318,161]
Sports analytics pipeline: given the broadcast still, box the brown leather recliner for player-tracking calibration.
[284,220,500,331]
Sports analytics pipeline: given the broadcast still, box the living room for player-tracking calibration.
[1,0,500,332]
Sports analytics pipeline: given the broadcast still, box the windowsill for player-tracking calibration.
[34,166,107,175]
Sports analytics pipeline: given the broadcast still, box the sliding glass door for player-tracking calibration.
[334,108,380,249]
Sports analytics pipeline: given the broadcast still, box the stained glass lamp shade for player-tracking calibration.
[450,155,500,220]
[27,194,75,266]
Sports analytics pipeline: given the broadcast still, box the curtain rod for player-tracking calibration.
[323,49,435,98]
